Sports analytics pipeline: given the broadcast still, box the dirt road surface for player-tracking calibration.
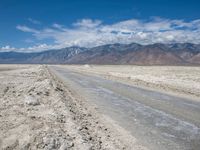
[49,65,200,150]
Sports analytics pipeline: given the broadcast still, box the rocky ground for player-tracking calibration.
[0,65,140,150]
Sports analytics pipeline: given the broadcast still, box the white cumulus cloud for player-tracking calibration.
[0,45,16,51]
[28,18,41,25]
[16,25,39,33]
[8,17,200,51]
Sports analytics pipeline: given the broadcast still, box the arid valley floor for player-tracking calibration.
[0,65,200,150]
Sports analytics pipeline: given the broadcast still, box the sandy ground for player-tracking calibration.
[64,65,200,100]
[0,65,147,150]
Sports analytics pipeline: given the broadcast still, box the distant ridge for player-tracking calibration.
[0,43,200,65]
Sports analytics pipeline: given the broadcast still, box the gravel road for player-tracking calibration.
[49,65,200,150]
[1,65,135,150]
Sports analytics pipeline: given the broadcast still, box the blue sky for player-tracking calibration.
[0,0,200,51]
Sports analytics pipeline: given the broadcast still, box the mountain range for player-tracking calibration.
[0,43,200,65]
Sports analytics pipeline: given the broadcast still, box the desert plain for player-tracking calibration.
[0,64,200,150]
